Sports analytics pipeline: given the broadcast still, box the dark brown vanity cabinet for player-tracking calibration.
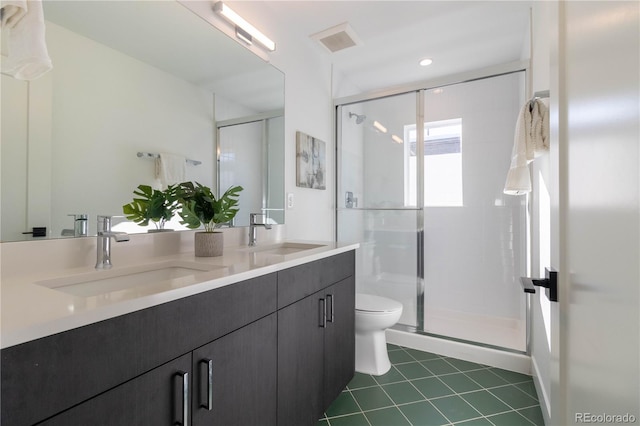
[38,314,278,426]
[191,313,277,426]
[1,250,354,426]
[277,253,356,426]
[1,273,278,426]
[37,354,193,426]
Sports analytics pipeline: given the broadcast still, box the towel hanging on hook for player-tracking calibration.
[504,91,550,195]
[529,90,550,112]
[0,0,53,80]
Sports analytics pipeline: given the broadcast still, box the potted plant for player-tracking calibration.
[122,184,179,232]
[177,182,243,257]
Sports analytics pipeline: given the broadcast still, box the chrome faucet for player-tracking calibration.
[249,213,272,246]
[62,214,88,237]
[96,215,129,270]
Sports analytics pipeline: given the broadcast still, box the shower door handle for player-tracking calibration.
[417,230,425,280]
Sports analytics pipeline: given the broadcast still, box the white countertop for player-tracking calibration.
[1,240,358,349]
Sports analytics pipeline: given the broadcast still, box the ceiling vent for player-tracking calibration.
[310,22,362,53]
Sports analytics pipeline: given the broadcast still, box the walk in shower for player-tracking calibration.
[336,69,527,352]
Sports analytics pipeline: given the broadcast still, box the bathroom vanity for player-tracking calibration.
[0,239,357,426]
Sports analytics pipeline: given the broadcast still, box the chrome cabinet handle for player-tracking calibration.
[319,298,326,328]
[199,359,213,410]
[327,294,334,323]
[174,371,189,425]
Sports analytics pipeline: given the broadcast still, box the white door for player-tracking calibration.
[550,2,639,424]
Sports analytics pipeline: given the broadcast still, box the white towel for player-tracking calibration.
[1,0,52,80]
[1,0,26,29]
[504,99,549,195]
[155,153,187,189]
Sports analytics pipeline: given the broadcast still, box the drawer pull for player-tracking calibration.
[200,359,214,410]
[319,298,326,328]
[174,371,189,425]
[327,294,334,323]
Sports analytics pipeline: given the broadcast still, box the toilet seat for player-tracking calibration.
[356,294,403,314]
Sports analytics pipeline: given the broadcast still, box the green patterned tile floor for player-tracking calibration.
[318,344,544,426]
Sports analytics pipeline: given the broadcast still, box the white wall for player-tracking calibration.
[271,47,334,240]
[1,76,29,241]
[222,2,336,241]
[46,22,215,236]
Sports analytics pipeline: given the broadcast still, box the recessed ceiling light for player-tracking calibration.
[419,58,433,67]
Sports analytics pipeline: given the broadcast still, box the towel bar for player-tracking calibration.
[136,152,201,166]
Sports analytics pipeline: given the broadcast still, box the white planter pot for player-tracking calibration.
[194,232,223,257]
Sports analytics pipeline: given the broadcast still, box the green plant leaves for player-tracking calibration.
[122,184,179,229]
[123,182,243,231]
[176,182,243,232]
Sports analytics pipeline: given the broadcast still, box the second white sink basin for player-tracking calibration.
[244,242,326,255]
[36,261,223,298]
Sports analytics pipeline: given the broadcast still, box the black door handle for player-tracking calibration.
[520,267,558,302]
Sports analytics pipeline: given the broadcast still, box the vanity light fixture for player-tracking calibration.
[373,120,388,133]
[391,135,403,144]
[419,58,433,66]
[213,1,276,51]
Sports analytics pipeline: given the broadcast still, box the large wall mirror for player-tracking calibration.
[0,0,285,242]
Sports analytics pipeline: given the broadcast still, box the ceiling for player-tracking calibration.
[228,1,532,96]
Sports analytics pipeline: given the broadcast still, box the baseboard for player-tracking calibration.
[531,355,551,425]
[386,329,531,374]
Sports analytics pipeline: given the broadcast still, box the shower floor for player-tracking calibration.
[423,308,526,352]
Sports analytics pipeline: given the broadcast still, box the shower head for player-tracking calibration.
[349,112,366,124]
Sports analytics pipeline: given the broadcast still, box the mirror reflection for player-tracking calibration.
[0,0,285,242]
[218,112,285,227]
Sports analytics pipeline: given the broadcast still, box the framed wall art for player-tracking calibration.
[296,131,326,190]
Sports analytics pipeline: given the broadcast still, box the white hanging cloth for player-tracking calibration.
[504,98,549,195]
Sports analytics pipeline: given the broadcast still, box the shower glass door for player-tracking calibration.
[421,72,527,351]
[337,92,421,328]
[337,70,527,351]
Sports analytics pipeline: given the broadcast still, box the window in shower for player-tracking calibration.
[404,119,463,207]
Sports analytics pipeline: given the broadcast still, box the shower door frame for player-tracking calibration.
[335,60,531,354]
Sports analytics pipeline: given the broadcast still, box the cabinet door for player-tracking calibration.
[277,293,325,426]
[323,277,356,409]
[39,354,192,426]
[192,314,277,426]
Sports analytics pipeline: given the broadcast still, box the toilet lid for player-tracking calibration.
[356,294,403,313]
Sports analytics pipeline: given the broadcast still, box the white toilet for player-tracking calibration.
[355,293,403,376]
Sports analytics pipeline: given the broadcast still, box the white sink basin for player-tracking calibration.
[36,261,223,298]
[244,242,326,256]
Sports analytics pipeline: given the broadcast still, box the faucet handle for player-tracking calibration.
[97,215,126,231]
[97,215,113,233]
[68,214,88,220]
[250,213,272,230]
[250,212,264,224]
